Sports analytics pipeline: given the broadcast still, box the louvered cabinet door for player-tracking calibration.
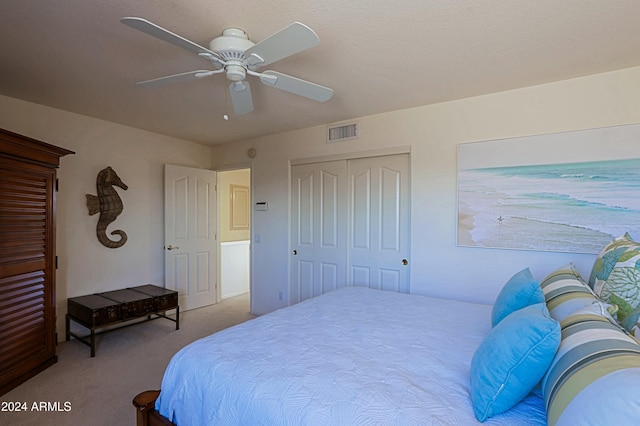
[0,127,73,396]
[0,157,57,395]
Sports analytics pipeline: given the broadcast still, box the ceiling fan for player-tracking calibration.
[121,17,334,115]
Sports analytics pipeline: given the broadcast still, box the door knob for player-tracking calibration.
[402,258,408,266]
[166,245,180,250]
[292,249,298,255]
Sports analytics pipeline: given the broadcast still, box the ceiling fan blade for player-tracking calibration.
[137,70,221,88]
[244,22,319,67]
[229,81,254,115]
[260,71,333,102]
[121,17,224,63]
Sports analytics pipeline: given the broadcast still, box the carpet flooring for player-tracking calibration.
[1,293,254,426]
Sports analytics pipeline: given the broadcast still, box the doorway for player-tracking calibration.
[217,168,251,301]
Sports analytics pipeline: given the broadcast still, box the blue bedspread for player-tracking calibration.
[157,287,546,425]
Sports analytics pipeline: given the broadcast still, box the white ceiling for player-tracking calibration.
[1,1,639,146]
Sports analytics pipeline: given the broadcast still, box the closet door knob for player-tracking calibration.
[402,259,408,266]
[166,245,180,250]
[292,249,298,255]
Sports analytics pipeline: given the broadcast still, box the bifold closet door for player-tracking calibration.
[291,153,410,303]
[291,160,348,303]
[347,154,410,293]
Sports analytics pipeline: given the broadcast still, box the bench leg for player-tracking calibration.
[175,306,180,330]
[90,327,96,357]
[65,314,70,341]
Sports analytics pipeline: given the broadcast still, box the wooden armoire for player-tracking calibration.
[0,128,73,396]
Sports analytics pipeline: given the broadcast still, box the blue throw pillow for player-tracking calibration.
[491,267,544,327]
[471,303,561,422]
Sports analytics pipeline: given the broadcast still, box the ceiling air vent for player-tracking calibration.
[327,122,358,143]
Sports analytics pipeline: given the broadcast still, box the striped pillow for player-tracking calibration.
[540,263,597,321]
[542,312,640,426]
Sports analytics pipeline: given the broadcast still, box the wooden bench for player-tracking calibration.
[66,284,179,357]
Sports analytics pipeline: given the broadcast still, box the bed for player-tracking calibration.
[134,235,640,425]
[133,286,548,425]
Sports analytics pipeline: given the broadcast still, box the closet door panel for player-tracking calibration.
[291,161,347,303]
[347,154,410,292]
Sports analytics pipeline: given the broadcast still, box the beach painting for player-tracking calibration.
[457,125,640,254]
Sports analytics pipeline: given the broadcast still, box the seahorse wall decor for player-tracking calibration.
[86,166,128,248]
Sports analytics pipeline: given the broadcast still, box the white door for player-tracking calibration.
[348,154,410,292]
[164,164,217,310]
[290,154,410,302]
[291,160,347,303]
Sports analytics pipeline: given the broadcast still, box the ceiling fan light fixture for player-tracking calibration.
[231,81,248,92]
[225,64,246,81]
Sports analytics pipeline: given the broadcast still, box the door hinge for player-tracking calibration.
[55,256,59,269]
[56,178,59,192]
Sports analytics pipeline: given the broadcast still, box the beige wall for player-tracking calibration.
[210,66,640,315]
[218,169,251,242]
[0,95,213,336]
[1,65,639,323]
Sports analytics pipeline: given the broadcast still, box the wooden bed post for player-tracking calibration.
[133,390,176,426]
[133,390,159,426]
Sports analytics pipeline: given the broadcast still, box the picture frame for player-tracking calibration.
[457,124,640,254]
[230,184,250,230]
